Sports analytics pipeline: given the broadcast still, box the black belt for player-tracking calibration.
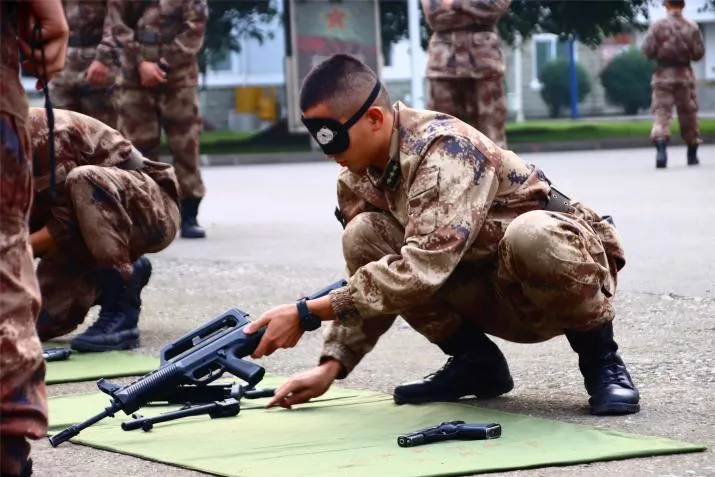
[657,61,690,68]
[68,32,102,48]
[136,30,175,45]
[544,186,571,213]
[437,24,494,34]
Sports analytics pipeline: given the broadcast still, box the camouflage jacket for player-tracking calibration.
[641,10,704,84]
[1,2,29,122]
[322,102,625,375]
[421,0,511,79]
[27,108,180,239]
[49,0,118,90]
[106,0,208,88]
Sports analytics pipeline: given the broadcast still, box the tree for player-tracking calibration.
[538,59,592,118]
[600,48,655,115]
[200,1,278,76]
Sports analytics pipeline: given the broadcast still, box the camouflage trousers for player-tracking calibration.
[35,165,180,340]
[49,83,118,129]
[118,86,206,200]
[0,114,48,474]
[427,77,508,148]
[650,81,701,145]
[323,208,619,373]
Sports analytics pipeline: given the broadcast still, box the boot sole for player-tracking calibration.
[393,381,514,405]
[589,402,640,416]
[70,337,140,353]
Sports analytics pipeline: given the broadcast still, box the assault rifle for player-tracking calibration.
[48,279,347,447]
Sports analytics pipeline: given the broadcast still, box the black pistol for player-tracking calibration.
[397,421,502,448]
[42,347,72,362]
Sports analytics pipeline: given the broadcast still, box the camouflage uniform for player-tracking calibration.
[49,0,119,128]
[422,0,511,148]
[0,4,48,474]
[27,108,181,340]
[106,0,207,203]
[641,8,704,167]
[321,102,626,377]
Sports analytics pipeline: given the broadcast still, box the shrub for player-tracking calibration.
[600,47,655,115]
[538,59,592,118]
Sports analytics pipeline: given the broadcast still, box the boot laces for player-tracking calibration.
[85,309,124,334]
[424,357,458,381]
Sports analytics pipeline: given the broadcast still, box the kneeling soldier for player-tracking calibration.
[28,107,181,352]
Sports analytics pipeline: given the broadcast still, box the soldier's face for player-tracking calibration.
[302,102,386,173]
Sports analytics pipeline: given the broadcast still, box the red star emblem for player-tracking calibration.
[325,8,346,30]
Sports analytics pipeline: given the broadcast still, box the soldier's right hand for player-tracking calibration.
[265,361,343,409]
[138,61,168,88]
[86,60,109,86]
[19,0,70,89]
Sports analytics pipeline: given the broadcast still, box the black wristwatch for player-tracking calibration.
[296,298,321,331]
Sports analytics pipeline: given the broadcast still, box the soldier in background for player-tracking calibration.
[641,0,705,169]
[105,0,208,239]
[422,0,511,148]
[0,2,68,475]
[49,0,119,128]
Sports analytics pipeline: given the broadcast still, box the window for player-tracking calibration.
[531,34,576,90]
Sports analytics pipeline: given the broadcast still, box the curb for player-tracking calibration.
[183,135,713,167]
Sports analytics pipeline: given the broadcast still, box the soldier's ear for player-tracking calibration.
[365,106,384,131]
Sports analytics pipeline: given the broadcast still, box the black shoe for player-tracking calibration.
[70,257,152,352]
[565,323,640,416]
[687,144,700,166]
[180,198,206,239]
[393,328,513,405]
[655,140,667,169]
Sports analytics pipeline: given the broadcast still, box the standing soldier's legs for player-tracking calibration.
[650,83,675,168]
[79,87,119,129]
[493,209,639,415]
[49,165,179,351]
[48,83,80,113]
[0,115,48,476]
[427,79,467,122]
[324,212,514,405]
[159,86,207,239]
[118,87,161,161]
[472,75,508,148]
[674,81,701,166]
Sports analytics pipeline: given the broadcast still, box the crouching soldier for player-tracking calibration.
[28,107,181,352]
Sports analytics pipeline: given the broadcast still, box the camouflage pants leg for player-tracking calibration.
[36,165,180,339]
[49,83,118,129]
[490,210,618,343]
[428,78,507,148]
[118,87,162,161]
[674,82,701,146]
[322,212,466,374]
[0,115,48,474]
[158,87,205,200]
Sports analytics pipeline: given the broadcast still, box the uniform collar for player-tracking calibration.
[374,103,402,191]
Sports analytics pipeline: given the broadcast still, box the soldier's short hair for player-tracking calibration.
[299,53,391,118]
[664,0,685,7]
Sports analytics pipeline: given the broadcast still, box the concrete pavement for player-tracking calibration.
[37,145,715,477]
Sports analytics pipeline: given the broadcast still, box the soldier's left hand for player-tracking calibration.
[86,60,109,86]
[244,304,304,358]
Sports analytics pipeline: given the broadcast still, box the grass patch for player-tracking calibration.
[160,118,715,155]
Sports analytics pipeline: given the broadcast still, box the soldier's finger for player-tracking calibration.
[266,381,298,408]
[283,389,314,407]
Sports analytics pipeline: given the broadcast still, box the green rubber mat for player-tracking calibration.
[47,375,706,476]
[43,343,158,384]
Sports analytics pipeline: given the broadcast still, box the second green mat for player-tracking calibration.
[47,375,706,477]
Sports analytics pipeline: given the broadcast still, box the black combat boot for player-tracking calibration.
[180,198,206,239]
[70,257,152,352]
[565,322,640,416]
[393,321,514,405]
[687,144,700,166]
[654,139,667,169]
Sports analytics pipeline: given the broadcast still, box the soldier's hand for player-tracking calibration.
[19,0,70,89]
[244,304,304,359]
[138,61,167,88]
[86,60,109,86]
[266,362,341,409]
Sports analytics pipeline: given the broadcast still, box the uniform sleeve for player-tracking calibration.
[95,4,119,66]
[690,23,705,62]
[105,0,143,67]
[328,135,499,326]
[165,0,208,65]
[640,23,658,59]
[455,0,511,25]
[320,317,396,378]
